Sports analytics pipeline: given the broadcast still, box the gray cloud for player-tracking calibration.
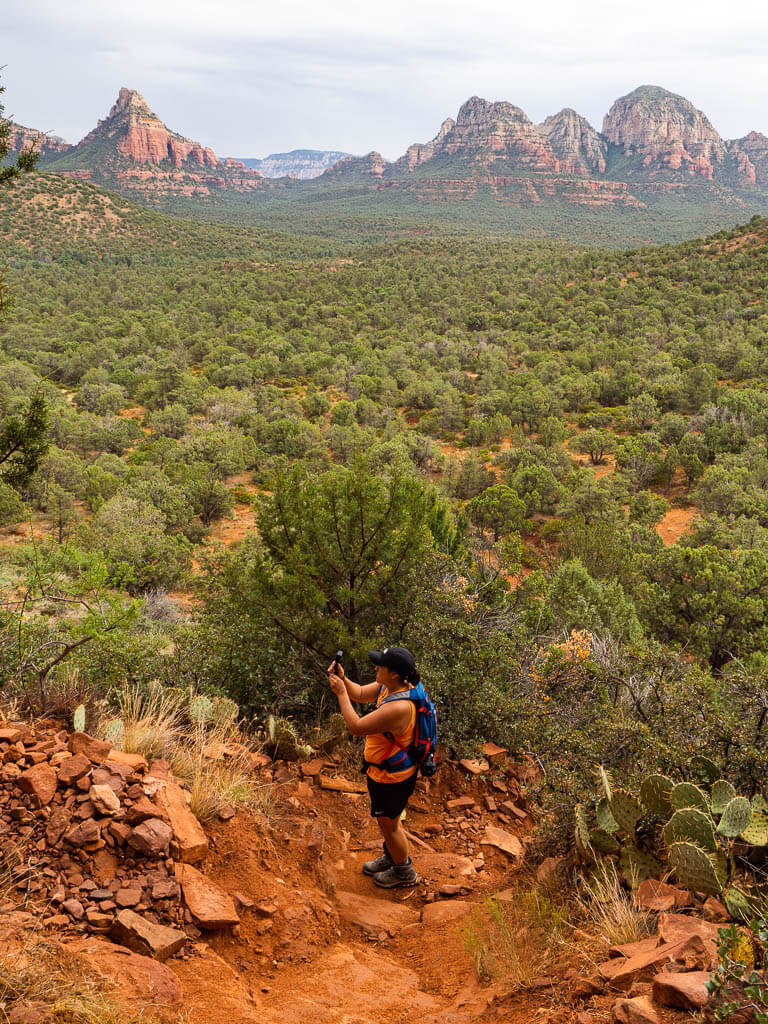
[3,0,768,159]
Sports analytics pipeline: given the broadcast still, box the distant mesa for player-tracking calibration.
[6,122,72,159]
[238,150,353,179]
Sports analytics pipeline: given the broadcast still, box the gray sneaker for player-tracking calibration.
[373,858,419,889]
[362,844,394,877]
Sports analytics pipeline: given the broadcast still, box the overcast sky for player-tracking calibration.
[4,0,768,160]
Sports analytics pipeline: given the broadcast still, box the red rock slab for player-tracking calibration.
[612,994,659,1023]
[318,774,367,793]
[420,900,474,927]
[336,889,420,936]
[480,825,525,868]
[459,758,489,774]
[652,969,712,1010]
[18,762,57,806]
[110,909,186,961]
[174,863,239,929]
[481,741,508,764]
[609,937,658,959]
[446,796,477,811]
[599,934,714,990]
[107,750,148,774]
[658,912,720,945]
[68,732,112,763]
[127,818,173,857]
[125,795,166,825]
[0,727,23,743]
[56,753,91,786]
[635,879,681,912]
[153,782,207,863]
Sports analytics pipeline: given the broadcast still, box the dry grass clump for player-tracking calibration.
[463,889,568,994]
[0,940,155,1023]
[111,683,184,762]
[568,861,655,964]
[168,722,264,823]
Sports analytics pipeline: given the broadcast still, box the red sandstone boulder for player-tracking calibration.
[18,763,57,806]
[612,995,659,1024]
[127,818,172,856]
[153,782,207,863]
[68,732,111,763]
[175,863,239,929]
[110,909,186,961]
[652,970,712,1010]
[56,753,91,786]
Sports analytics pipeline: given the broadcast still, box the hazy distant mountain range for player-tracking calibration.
[238,151,353,179]
[7,84,768,235]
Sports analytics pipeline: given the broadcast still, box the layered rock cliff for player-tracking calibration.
[602,85,726,179]
[539,108,607,175]
[6,122,71,159]
[436,97,560,172]
[727,132,768,187]
[43,88,263,198]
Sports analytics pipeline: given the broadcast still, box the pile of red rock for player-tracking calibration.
[1,721,240,961]
[571,884,738,1024]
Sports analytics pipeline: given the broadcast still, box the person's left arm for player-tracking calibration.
[329,672,410,737]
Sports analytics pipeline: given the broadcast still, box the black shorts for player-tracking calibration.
[367,773,418,819]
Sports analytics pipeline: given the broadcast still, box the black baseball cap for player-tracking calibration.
[369,646,416,678]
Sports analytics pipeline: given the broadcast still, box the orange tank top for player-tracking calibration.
[365,687,417,784]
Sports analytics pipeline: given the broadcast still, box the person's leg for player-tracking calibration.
[376,814,409,864]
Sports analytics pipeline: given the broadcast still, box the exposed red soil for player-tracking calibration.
[656,506,697,546]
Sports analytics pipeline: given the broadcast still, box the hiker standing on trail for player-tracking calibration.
[328,646,424,889]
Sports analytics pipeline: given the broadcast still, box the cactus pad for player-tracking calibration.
[724,887,753,925]
[689,754,720,786]
[740,797,768,846]
[609,789,644,836]
[104,718,125,747]
[640,773,674,817]
[711,780,737,816]
[590,828,620,854]
[73,704,86,733]
[670,782,710,813]
[718,797,752,838]
[597,765,613,801]
[574,804,592,858]
[188,695,214,727]
[596,797,619,834]
[619,845,662,888]
[663,808,717,852]
[710,849,729,888]
[668,841,723,895]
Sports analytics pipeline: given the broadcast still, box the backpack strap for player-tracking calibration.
[361,686,419,774]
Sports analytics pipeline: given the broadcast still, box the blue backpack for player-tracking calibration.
[364,681,438,777]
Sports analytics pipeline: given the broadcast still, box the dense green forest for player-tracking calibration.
[2,168,768,844]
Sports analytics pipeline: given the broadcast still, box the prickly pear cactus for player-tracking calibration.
[711,779,737,816]
[73,704,86,733]
[188,695,214,727]
[574,804,592,857]
[609,789,644,837]
[619,845,662,888]
[723,887,752,925]
[740,796,768,846]
[670,782,709,813]
[717,796,752,838]
[663,808,718,852]
[596,797,619,833]
[589,828,619,854]
[668,841,723,896]
[104,718,125,748]
[210,697,238,728]
[597,765,613,801]
[710,848,729,888]
[689,754,720,786]
[267,715,312,762]
[639,773,674,818]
